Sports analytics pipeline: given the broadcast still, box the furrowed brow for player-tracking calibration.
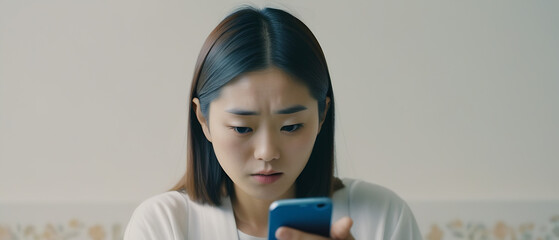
[275,105,307,114]
[226,109,259,115]
[225,105,307,115]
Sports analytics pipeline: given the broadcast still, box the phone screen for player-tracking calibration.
[268,197,332,240]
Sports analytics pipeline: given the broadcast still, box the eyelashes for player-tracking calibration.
[230,124,304,135]
[232,126,252,134]
[280,124,303,133]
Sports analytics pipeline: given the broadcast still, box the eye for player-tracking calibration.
[232,127,253,134]
[281,124,303,133]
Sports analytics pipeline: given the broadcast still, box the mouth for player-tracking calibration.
[250,172,283,184]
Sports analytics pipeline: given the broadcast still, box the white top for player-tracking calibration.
[124,178,423,240]
[238,229,265,240]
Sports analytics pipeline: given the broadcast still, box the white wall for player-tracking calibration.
[1,0,558,205]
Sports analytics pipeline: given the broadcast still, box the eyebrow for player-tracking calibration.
[226,105,308,115]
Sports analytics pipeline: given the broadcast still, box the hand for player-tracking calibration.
[275,217,355,240]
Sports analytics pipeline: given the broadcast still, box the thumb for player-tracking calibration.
[330,217,354,240]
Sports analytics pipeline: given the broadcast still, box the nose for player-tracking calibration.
[253,129,280,162]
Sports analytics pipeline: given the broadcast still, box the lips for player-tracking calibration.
[252,170,281,175]
[251,171,283,184]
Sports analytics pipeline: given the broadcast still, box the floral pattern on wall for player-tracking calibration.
[425,215,559,240]
[0,219,122,240]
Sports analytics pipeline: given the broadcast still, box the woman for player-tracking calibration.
[124,7,422,240]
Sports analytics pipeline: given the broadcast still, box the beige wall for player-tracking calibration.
[1,0,558,204]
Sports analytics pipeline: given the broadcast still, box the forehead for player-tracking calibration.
[212,68,316,109]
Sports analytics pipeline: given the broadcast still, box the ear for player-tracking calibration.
[192,98,212,142]
[318,97,331,133]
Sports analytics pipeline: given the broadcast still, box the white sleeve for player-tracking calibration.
[388,203,423,240]
[123,192,188,240]
[344,179,423,240]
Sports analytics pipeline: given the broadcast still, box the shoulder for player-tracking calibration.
[341,178,406,207]
[333,178,423,240]
[124,191,190,240]
[333,178,409,219]
[131,191,189,219]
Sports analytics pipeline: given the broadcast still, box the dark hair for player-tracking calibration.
[171,6,343,206]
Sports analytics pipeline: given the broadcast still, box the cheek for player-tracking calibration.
[284,129,319,161]
[209,128,250,170]
[214,133,243,153]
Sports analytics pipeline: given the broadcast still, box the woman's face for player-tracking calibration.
[194,68,327,201]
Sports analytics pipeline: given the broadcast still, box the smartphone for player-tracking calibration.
[267,197,332,240]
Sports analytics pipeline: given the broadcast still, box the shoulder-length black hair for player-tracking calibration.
[171,6,343,206]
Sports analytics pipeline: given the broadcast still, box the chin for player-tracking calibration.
[246,182,295,201]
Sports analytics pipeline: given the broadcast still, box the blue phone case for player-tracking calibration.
[267,197,332,240]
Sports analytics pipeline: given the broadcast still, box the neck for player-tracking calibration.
[231,186,295,237]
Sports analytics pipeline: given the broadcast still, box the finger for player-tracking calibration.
[330,217,354,240]
[275,226,330,240]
